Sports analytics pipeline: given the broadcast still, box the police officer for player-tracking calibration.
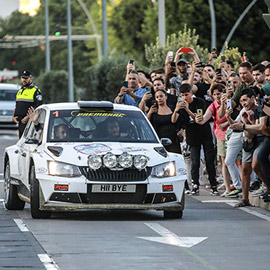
[12,70,43,138]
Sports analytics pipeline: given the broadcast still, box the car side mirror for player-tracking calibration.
[25,138,39,144]
[161,138,172,146]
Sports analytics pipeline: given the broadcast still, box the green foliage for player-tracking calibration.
[36,70,69,104]
[82,55,129,102]
[214,44,243,71]
[145,25,209,69]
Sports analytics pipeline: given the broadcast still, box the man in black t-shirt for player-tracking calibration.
[171,84,218,195]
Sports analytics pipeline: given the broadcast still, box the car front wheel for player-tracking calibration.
[163,191,185,219]
[30,165,51,219]
[4,160,25,210]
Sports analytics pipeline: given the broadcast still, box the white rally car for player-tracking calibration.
[4,101,186,219]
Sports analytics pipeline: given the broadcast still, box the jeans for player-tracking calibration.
[225,132,243,189]
[190,139,216,187]
[257,136,270,187]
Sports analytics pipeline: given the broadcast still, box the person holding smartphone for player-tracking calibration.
[172,83,218,196]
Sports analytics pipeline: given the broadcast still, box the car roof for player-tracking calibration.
[0,83,20,90]
[39,102,142,112]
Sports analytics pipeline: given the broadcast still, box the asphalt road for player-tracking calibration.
[0,130,270,270]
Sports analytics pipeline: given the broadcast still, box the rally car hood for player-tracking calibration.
[45,142,173,166]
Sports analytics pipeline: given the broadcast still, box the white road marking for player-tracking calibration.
[0,180,4,183]
[0,199,4,202]
[13,218,29,232]
[138,222,207,248]
[226,202,270,222]
[202,200,238,203]
[38,254,59,270]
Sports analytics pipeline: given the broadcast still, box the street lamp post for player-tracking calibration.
[158,0,166,46]
[67,0,74,102]
[45,0,50,71]
[102,0,108,57]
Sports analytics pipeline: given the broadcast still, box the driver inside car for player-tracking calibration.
[55,124,69,141]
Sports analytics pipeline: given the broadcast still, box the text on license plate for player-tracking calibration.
[92,184,136,193]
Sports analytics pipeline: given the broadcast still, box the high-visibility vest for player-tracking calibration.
[16,86,39,102]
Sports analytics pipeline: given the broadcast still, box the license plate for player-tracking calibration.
[92,184,136,193]
[0,116,12,122]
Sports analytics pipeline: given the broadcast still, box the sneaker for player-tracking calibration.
[220,191,230,197]
[185,189,192,195]
[230,185,236,191]
[210,186,219,196]
[191,185,199,195]
[250,181,261,192]
[260,189,270,199]
[251,187,266,197]
[226,189,242,198]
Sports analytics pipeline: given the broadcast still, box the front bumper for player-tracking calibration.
[40,201,184,212]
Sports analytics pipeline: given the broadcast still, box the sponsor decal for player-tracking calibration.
[119,147,147,153]
[54,184,69,191]
[37,167,47,173]
[74,143,111,155]
[71,110,126,118]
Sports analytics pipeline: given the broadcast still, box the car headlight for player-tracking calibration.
[48,161,81,177]
[134,155,148,170]
[103,152,117,168]
[118,152,133,168]
[151,161,176,178]
[88,155,102,170]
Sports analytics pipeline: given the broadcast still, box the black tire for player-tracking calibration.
[4,160,25,210]
[164,191,185,219]
[30,165,51,219]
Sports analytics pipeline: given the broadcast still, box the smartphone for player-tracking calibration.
[177,96,184,103]
[221,56,226,62]
[196,62,205,68]
[168,51,173,61]
[145,86,152,92]
[151,100,157,107]
[196,109,203,116]
[170,61,176,67]
[123,81,128,88]
[180,47,191,53]
[129,59,134,65]
[216,68,222,74]
[227,99,232,109]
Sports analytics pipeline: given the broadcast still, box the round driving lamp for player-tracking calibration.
[88,155,102,170]
[103,152,117,168]
[134,155,148,170]
[118,152,133,168]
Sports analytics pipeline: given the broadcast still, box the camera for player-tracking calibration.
[129,59,134,65]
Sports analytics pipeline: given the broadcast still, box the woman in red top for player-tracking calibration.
[195,83,231,196]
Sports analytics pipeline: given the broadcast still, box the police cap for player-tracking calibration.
[21,70,32,78]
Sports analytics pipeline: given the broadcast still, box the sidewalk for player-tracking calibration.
[0,203,46,269]
[191,184,270,211]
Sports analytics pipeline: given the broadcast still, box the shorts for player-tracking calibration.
[217,138,226,157]
[242,136,266,163]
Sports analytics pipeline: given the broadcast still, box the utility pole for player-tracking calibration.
[158,0,166,46]
[208,0,216,50]
[45,0,50,71]
[67,0,74,102]
[102,0,108,57]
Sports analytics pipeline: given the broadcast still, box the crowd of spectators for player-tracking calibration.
[114,48,270,207]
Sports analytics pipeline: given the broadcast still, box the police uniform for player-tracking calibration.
[14,70,43,137]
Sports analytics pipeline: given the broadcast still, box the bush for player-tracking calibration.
[36,70,69,104]
[82,55,129,102]
[145,25,209,70]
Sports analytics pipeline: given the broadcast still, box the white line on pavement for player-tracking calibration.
[0,199,4,202]
[38,254,59,270]
[226,202,270,222]
[0,180,4,183]
[202,200,238,203]
[14,218,29,232]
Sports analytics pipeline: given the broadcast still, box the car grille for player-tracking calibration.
[79,167,152,182]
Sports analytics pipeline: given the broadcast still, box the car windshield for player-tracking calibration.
[0,89,17,101]
[47,109,158,143]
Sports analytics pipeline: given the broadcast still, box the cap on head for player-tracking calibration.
[21,70,32,78]
[177,58,188,65]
